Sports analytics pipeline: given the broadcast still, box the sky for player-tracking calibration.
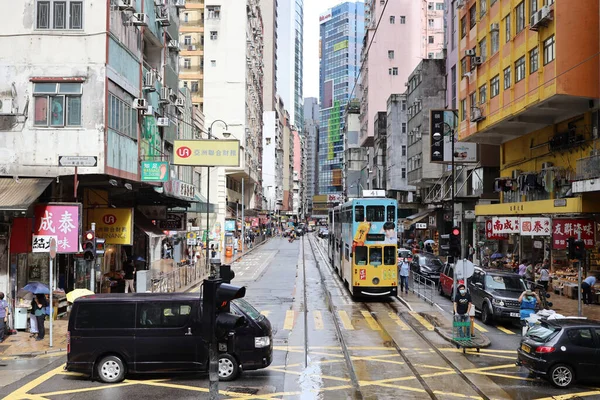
[303,0,359,99]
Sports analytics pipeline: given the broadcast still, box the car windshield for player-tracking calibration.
[419,256,443,270]
[398,250,412,258]
[233,299,263,321]
[485,274,526,291]
[526,324,560,342]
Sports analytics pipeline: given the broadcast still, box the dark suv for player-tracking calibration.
[410,253,444,282]
[517,319,600,388]
[468,267,527,325]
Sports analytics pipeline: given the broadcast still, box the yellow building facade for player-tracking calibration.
[179,0,205,109]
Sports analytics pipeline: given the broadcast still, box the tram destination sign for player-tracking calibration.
[58,156,98,167]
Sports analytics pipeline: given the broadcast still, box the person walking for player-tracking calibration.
[33,294,47,341]
[538,261,550,291]
[581,275,597,305]
[399,258,410,294]
[524,262,535,286]
[123,260,136,293]
[518,259,527,276]
[0,292,8,342]
[468,244,475,262]
[453,284,472,338]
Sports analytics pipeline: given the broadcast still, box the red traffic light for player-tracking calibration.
[452,228,460,236]
[85,231,94,241]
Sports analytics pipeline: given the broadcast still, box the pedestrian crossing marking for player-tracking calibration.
[408,311,435,331]
[261,310,271,317]
[473,323,488,333]
[313,310,324,330]
[388,312,410,331]
[338,310,355,330]
[496,325,515,335]
[361,311,381,331]
[283,310,295,330]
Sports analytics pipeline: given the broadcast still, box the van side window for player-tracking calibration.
[75,303,135,329]
[138,302,192,328]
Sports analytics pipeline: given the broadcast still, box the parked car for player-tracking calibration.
[295,227,305,236]
[410,253,444,282]
[517,319,600,388]
[468,267,528,325]
[439,263,461,298]
[66,294,272,383]
[318,228,329,239]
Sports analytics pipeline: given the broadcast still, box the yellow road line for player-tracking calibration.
[260,310,271,317]
[3,364,65,400]
[388,312,410,330]
[313,310,324,330]
[496,325,516,335]
[473,323,488,332]
[408,311,435,331]
[361,310,381,331]
[338,310,355,330]
[534,391,600,400]
[36,382,139,397]
[283,310,295,330]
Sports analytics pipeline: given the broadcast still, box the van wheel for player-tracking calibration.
[218,353,240,381]
[97,355,126,383]
[481,304,493,325]
[549,364,574,388]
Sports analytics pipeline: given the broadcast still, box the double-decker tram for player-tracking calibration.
[328,193,398,298]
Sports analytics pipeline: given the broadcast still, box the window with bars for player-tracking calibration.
[36,0,83,30]
[515,56,526,82]
[108,93,137,138]
[210,31,218,40]
[33,82,82,127]
[529,47,539,73]
[389,15,395,24]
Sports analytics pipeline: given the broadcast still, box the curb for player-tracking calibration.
[2,347,67,360]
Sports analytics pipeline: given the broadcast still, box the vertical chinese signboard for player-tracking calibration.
[430,110,445,162]
[33,204,82,253]
[485,220,509,240]
[552,219,596,249]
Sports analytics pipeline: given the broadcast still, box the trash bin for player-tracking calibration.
[14,307,28,330]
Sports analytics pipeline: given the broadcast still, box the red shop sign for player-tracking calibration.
[552,219,596,249]
[485,219,509,240]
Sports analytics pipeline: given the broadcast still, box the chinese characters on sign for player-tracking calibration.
[552,219,596,249]
[173,140,241,167]
[491,217,520,234]
[141,161,169,182]
[87,208,134,245]
[485,220,509,240]
[519,218,551,236]
[33,204,81,253]
[429,110,445,162]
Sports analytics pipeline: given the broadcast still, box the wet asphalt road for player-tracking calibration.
[2,235,600,399]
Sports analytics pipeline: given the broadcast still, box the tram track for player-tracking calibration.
[309,234,491,400]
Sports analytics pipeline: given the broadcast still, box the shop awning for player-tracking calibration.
[134,211,164,236]
[0,178,52,211]
[402,210,432,229]
[186,194,216,214]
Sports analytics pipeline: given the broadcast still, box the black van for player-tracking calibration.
[66,293,272,383]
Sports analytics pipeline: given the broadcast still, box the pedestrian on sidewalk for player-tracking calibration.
[0,292,8,342]
[33,294,48,341]
[538,260,550,291]
[124,260,136,293]
[468,244,475,262]
[453,284,471,338]
[399,258,410,294]
[581,274,597,305]
[518,259,527,276]
[524,262,535,287]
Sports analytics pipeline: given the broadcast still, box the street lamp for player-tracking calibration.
[206,119,229,276]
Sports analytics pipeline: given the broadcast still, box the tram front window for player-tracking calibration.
[355,206,364,222]
[366,206,385,221]
[369,247,382,266]
[384,246,396,265]
[355,246,368,265]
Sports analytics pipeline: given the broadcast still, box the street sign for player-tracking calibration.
[186,232,197,240]
[455,259,475,280]
[58,156,98,167]
[187,238,197,246]
[415,222,427,230]
[49,238,57,259]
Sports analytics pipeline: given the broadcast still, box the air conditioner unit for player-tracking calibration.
[132,13,148,26]
[143,70,156,90]
[490,23,499,32]
[539,5,552,22]
[118,0,135,11]
[156,8,170,26]
[133,98,148,110]
[530,13,540,30]
[175,0,186,8]
[159,87,170,102]
[156,117,170,127]
[143,105,154,116]
[0,98,15,115]
[175,98,185,107]
[168,40,179,50]
[472,56,483,65]
[465,49,476,57]
[470,107,485,122]
[168,88,178,101]
[456,0,465,8]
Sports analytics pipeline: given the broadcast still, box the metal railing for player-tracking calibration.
[410,271,437,305]
[576,154,600,180]
[151,258,209,293]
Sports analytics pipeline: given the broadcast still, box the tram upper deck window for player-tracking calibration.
[355,246,368,265]
[384,246,396,265]
[369,247,383,266]
[354,206,364,222]
[366,206,385,221]
[387,206,395,222]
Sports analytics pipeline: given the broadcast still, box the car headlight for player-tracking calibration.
[492,299,505,307]
[255,336,271,348]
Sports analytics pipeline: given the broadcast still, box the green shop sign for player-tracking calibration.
[141,161,169,182]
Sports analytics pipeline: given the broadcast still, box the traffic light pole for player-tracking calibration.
[203,278,220,399]
[577,231,582,317]
[90,223,96,292]
[451,128,457,300]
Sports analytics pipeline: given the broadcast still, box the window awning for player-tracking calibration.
[0,178,52,211]
[134,211,165,237]
[402,210,432,229]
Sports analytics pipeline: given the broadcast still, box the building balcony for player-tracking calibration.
[572,154,600,194]
[180,19,204,29]
[180,66,204,76]
[180,43,203,53]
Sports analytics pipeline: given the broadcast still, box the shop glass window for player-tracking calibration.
[366,206,385,222]
[369,247,383,266]
[384,246,396,265]
[355,246,368,265]
[386,206,395,222]
[354,206,364,222]
[515,56,526,82]
[75,303,135,329]
[33,82,82,127]
[138,302,192,328]
[567,329,595,348]
[529,47,539,73]
[36,0,83,30]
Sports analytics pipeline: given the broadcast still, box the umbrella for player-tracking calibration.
[16,289,34,301]
[406,239,414,244]
[424,239,435,245]
[134,256,146,262]
[22,282,49,294]
[491,253,504,260]
[66,289,94,303]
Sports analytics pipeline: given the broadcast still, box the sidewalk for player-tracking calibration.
[546,290,600,319]
[0,318,68,358]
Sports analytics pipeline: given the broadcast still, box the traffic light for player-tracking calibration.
[95,238,106,256]
[439,234,450,257]
[567,237,576,259]
[202,278,247,341]
[220,264,235,284]
[83,230,96,261]
[573,239,585,260]
[449,226,461,258]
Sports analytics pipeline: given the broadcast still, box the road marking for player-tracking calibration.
[313,310,324,330]
[388,312,410,330]
[283,310,295,330]
[408,311,435,331]
[337,310,354,330]
[2,364,66,400]
[361,310,381,331]
[473,323,488,332]
[496,325,516,335]
[260,310,271,317]
[534,391,600,400]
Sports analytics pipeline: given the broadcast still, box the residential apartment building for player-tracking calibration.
[360,0,444,189]
[303,97,319,215]
[292,130,304,217]
[318,1,364,195]
[344,99,367,199]
[386,94,413,194]
[203,0,264,236]
[282,112,294,212]
[179,0,204,109]
[457,0,600,258]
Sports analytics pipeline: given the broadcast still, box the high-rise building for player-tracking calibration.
[179,0,205,109]
[360,0,444,189]
[318,1,365,195]
[277,0,304,130]
[303,98,319,215]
